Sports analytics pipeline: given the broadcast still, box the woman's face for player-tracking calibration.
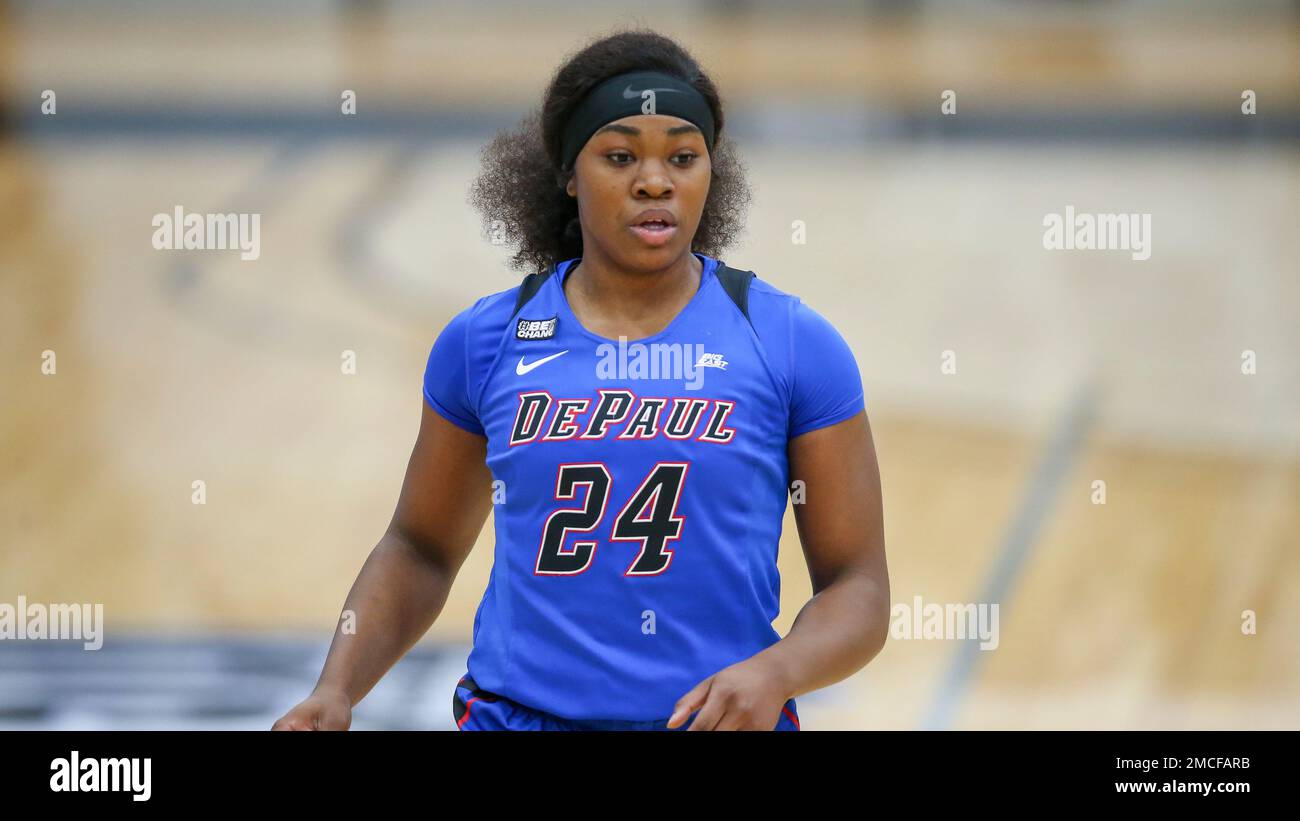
[565,113,711,271]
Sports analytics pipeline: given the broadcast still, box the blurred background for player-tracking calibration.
[1,0,1297,730]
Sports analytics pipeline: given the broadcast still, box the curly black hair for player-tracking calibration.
[468,28,751,275]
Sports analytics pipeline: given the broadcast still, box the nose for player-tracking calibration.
[633,158,673,197]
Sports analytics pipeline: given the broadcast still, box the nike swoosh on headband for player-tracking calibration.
[622,85,687,98]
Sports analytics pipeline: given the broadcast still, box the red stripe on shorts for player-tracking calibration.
[781,705,800,729]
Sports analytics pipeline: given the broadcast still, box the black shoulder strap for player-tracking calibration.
[716,263,756,327]
[512,269,553,317]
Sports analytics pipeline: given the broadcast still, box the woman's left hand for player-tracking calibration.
[666,655,792,731]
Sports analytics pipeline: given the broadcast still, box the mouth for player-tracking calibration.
[629,212,678,246]
[629,221,677,246]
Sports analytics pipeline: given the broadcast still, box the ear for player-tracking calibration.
[565,176,576,198]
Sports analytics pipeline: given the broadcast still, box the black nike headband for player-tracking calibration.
[558,70,716,172]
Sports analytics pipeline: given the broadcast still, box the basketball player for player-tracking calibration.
[273,29,889,732]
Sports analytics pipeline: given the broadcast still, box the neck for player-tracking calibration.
[565,248,702,325]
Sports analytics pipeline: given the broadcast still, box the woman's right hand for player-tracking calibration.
[271,687,353,731]
[270,404,493,732]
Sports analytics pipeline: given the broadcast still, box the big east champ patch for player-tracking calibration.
[516,316,557,340]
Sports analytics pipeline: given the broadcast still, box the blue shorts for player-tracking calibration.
[452,673,801,731]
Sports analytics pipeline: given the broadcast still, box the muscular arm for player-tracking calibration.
[274,400,493,727]
[760,410,890,698]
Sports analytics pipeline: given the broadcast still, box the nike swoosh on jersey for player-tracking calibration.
[516,350,569,375]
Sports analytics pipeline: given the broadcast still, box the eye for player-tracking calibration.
[607,150,634,164]
[672,151,698,165]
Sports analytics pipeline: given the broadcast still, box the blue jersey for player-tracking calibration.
[423,252,864,721]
